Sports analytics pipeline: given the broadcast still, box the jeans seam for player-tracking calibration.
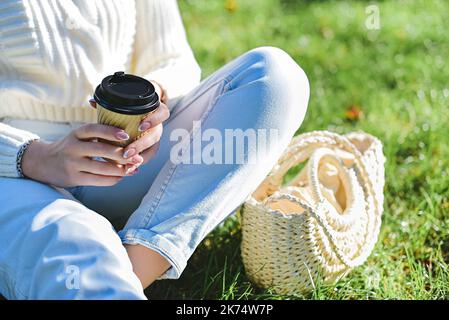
[121,233,182,276]
[168,76,233,121]
[135,74,235,230]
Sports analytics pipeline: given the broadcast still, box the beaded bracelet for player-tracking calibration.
[16,139,39,178]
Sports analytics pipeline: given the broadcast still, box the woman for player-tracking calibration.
[0,0,309,299]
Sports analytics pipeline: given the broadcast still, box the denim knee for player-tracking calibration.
[236,46,310,137]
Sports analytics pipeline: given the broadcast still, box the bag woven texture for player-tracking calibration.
[240,130,385,294]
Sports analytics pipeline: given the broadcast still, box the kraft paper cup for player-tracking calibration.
[96,104,155,148]
[93,71,160,157]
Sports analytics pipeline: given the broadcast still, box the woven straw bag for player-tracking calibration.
[240,130,385,294]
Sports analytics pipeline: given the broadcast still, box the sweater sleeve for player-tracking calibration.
[131,0,202,100]
[0,123,40,178]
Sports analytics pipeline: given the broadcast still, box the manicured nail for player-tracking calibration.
[131,168,139,175]
[138,121,151,132]
[126,166,139,175]
[130,155,143,164]
[116,131,129,141]
[123,148,136,159]
[89,99,96,108]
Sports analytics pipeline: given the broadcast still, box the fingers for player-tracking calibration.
[74,123,129,142]
[76,141,142,165]
[123,124,163,158]
[160,88,168,104]
[138,102,170,132]
[150,81,163,99]
[77,171,124,187]
[120,142,159,176]
[89,99,97,109]
[79,98,166,176]
[122,142,159,176]
[124,163,141,176]
[75,155,145,186]
[78,155,145,180]
[151,80,168,104]
[79,157,127,177]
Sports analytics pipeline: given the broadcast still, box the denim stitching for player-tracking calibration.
[121,234,182,277]
[168,77,233,122]
[136,74,235,229]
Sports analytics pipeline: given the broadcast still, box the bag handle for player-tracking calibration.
[260,131,383,268]
[263,131,381,220]
[306,147,350,203]
[267,192,370,268]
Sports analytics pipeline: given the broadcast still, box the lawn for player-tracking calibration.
[146,0,449,299]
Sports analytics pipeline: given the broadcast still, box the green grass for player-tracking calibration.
[145,0,449,299]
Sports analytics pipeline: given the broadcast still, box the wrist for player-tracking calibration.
[21,139,47,179]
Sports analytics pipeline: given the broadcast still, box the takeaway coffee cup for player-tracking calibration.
[93,71,160,148]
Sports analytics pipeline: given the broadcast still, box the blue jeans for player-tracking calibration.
[0,47,309,299]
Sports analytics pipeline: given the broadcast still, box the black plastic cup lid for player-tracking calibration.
[94,71,160,115]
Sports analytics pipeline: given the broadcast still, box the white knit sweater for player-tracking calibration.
[0,0,201,178]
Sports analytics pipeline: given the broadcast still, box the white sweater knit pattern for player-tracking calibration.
[0,0,201,177]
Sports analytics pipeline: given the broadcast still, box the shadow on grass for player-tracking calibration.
[145,214,262,300]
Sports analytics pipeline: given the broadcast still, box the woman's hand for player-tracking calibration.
[88,80,170,174]
[21,80,170,188]
[150,80,168,105]
[121,99,170,169]
[21,124,146,188]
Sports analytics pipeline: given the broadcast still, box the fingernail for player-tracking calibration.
[123,148,136,159]
[130,155,143,164]
[138,121,151,132]
[89,99,96,108]
[116,131,129,141]
[126,166,139,175]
